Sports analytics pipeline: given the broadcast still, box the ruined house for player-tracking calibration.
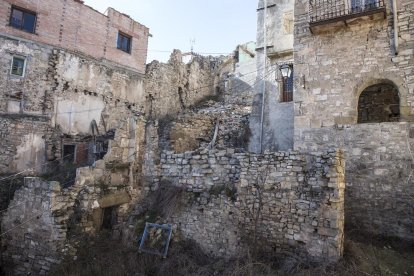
[0,0,412,274]
[252,0,413,242]
[0,0,149,273]
[132,41,345,263]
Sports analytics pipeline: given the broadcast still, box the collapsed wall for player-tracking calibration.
[136,148,345,262]
[1,117,147,275]
[145,50,223,118]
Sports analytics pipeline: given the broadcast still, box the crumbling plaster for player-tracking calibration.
[0,34,146,173]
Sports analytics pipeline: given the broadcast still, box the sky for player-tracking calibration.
[84,0,258,63]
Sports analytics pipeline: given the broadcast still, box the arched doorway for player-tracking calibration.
[357,83,400,123]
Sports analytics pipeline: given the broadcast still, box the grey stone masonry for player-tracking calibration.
[1,178,66,275]
[294,0,414,240]
[295,122,414,240]
[160,148,345,262]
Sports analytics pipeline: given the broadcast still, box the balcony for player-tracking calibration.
[309,0,386,28]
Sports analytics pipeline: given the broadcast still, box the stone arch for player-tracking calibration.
[357,81,400,123]
[352,76,410,122]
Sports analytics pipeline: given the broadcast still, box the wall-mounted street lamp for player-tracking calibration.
[279,64,292,79]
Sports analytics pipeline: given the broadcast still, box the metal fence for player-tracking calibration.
[309,0,386,25]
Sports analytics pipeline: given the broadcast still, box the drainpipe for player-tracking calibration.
[392,0,399,55]
[259,0,267,154]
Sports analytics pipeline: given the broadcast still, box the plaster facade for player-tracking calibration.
[249,0,295,153]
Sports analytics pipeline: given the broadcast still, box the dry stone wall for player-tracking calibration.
[1,116,147,274]
[145,50,222,118]
[159,148,345,261]
[1,178,68,275]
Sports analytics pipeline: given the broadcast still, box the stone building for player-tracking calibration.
[0,0,149,176]
[126,42,345,264]
[0,0,150,273]
[252,0,413,241]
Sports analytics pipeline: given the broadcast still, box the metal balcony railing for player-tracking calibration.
[309,0,386,26]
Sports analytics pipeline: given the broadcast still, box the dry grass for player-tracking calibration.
[52,233,414,276]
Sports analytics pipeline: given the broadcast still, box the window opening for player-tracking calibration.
[281,66,293,102]
[10,6,36,33]
[357,83,400,123]
[101,206,118,230]
[117,32,132,53]
[351,0,377,12]
[11,57,26,77]
[63,144,76,163]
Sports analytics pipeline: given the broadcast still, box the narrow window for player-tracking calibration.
[63,144,76,163]
[117,32,132,53]
[281,67,294,102]
[10,6,37,33]
[11,57,26,77]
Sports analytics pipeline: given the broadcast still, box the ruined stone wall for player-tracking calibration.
[1,178,68,275]
[159,148,345,261]
[0,34,145,174]
[1,117,147,274]
[169,114,214,153]
[0,0,149,73]
[51,49,146,135]
[295,122,414,240]
[145,50,221,118]
[0,116,52,174]
[293,0,414,240]
[160,148,240,192]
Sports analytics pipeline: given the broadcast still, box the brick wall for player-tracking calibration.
[0,0,149,73]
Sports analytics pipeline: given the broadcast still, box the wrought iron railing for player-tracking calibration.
[309,0,386,25]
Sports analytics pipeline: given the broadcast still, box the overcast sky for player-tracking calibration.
[84,0,258,63]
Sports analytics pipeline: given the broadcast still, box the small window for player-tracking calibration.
[10,6,37,33]
[351,0,377,12]
[11,57,26,77]
[63,145,76,163]
[117,32,132,53]
[281,67,294,102]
